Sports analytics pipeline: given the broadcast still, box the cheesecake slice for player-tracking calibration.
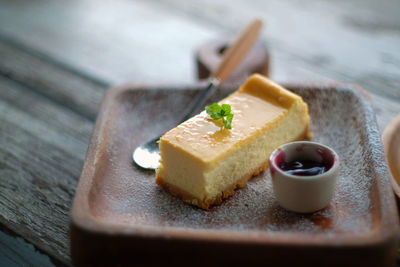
[156,74,311,209]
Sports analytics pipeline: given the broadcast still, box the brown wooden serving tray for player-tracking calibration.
[70,82,399,267]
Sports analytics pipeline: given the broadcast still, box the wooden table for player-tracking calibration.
[0,0,399,265]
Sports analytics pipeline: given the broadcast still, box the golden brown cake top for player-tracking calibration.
[160,74,306,163]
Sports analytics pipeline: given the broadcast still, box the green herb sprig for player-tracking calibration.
[205,103,234,129]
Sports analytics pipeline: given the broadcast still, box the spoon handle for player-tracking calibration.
[180,78,219,123]
[180,19,263,123]
[132,19,263,170]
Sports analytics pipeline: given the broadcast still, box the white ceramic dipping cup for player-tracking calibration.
[269,141,339,213]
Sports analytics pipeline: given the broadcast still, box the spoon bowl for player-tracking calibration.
[132,136,161,170]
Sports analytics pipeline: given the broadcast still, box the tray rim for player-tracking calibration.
[70,81,399,249]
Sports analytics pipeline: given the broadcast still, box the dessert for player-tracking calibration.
[156,74,311,209]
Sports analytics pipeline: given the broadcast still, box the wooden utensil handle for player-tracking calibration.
[180,19,266,121]
[212,19,263,82]
[196,39,270,83]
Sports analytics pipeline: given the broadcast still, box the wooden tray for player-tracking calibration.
[70,82,399,266]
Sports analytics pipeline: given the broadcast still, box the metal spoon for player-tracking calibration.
[133,19,263,170]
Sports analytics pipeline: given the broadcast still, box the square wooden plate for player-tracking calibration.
[70,82,399,266]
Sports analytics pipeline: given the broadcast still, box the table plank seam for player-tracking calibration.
[0,31,110,89]
[0,73,95,122]
[0,224,65,267]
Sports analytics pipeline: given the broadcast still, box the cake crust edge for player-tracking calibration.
[156,160,269,210]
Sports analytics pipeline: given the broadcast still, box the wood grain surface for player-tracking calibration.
[0,0,399,266]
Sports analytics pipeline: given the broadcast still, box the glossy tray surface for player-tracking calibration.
[71,83,398,266]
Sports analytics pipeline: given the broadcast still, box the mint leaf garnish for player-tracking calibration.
[205,103,234,129]
[224,113,233,129]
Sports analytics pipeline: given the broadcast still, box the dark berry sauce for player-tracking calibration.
[280,160,328,176]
